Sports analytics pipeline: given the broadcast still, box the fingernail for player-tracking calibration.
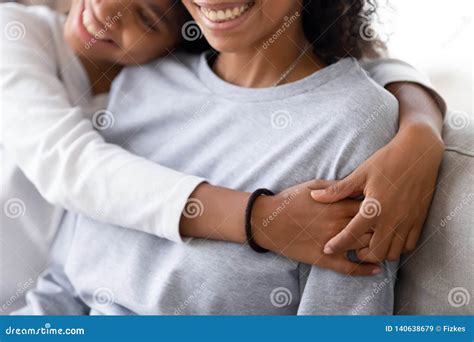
[323,246,334,254]
[311,190,325,197]
[372,267,381,275]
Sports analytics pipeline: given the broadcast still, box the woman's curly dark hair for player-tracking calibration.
[179,0,386,64]
[302,0,386,63]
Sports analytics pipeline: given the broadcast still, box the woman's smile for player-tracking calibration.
[193,0,256,31]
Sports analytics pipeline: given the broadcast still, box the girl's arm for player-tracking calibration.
[0,5,204,242]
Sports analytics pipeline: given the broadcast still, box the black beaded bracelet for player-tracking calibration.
[245,188,274,253]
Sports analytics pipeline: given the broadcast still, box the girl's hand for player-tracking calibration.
[310,124,444,262]
[252,180,379,276]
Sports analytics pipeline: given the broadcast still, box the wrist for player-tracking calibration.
[180,183,250,243]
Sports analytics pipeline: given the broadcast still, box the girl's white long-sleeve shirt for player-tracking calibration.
[1,4,205,244]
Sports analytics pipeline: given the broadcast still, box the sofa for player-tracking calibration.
[395,111,474,314]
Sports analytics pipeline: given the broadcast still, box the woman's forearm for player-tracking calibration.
[386,82,444,139]
[179,183,250,243]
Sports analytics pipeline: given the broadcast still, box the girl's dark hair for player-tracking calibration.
[178,0,385,64]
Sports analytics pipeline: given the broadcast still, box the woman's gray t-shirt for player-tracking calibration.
[21,53,399,315]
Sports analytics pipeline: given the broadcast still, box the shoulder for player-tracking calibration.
[0,3,59,36]
[307,58,399,138]
[322,58,399,114]
[0,4,64,62]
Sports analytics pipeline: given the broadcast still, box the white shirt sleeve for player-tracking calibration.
[361,58,447,115]
[0,4,204,243]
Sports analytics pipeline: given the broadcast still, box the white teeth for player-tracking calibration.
[217,10,226,20]
[200,3,251,22]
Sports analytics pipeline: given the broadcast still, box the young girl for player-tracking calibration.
[2,0,444,313]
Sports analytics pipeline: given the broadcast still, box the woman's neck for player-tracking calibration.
[79,56,123,95]
[213,25,325,88]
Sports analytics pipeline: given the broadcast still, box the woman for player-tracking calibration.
[15,0,445,315]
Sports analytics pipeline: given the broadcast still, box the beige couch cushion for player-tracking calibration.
[395,112,474,314]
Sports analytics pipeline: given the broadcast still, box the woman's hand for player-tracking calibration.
[180,180,378,275]
[310,123,444,262]
[252,180,380,276]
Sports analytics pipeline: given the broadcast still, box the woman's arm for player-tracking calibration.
[312,60,446,261]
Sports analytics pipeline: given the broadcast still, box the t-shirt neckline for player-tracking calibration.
[197,51,357,102]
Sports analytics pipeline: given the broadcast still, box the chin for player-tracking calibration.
[206,37,249,53]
